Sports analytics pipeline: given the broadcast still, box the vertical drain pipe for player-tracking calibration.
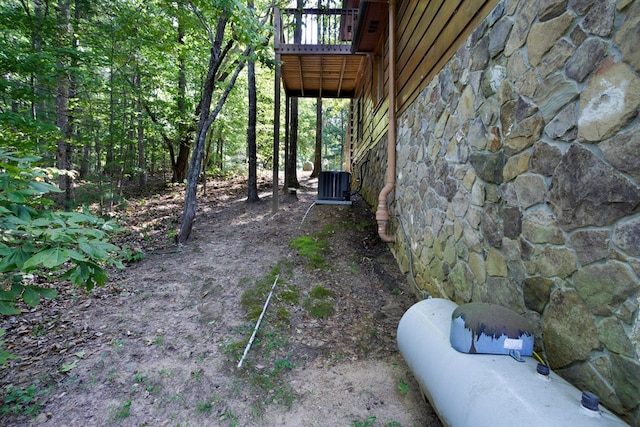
[376,0,397,243]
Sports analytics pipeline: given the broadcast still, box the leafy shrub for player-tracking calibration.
[0,150,126,315]
[0,384,45,416]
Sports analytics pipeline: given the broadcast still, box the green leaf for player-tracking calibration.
[22,287,40,307]
[0,289,15,302]
[59,211,99,225]
[15,205,36,221]
[33,287,58,299]
[0,349,17,366]
[0,243,11,256]
[28,181,62,194]
[59,359,78,373]
[79,240,118,260]
[0,301,20,315]
[0,247,33,272]
[6,191,25,203]
[23,247,71,269]
[31,217,53,227]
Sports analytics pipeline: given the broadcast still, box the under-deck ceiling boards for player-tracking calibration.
[280,52,365,98]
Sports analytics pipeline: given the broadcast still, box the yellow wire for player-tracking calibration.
[533,351,546,365]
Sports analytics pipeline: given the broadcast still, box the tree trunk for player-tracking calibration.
[106,59,116,182]
[136,73,147,188]
[311,97,322,177]
[30,0,48,124]
[216,134,223,170]
[55,0,74,208]
[311,0,323,178]
[178,1,270,243]
[246,0,259,202]
[286,96,300,188]
[285,0,304,188]
[283,94,290,188]
[178,11,248,243]
[174,136,191,182]
[173,11,190,183]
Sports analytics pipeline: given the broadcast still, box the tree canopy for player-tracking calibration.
[1,0,350,302]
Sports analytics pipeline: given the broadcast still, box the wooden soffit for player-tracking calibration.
[279,51,365,98]
[351,0,388,54]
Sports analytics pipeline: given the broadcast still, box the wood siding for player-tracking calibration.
[350,0,498,162]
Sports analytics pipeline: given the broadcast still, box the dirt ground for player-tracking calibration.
[1,172,442,427]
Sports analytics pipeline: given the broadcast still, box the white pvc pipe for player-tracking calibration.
[397,298,629,427]
[237,274,279,369]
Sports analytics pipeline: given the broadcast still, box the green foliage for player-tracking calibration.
[352,416,377,427]
[309,285,334,299]
[0,329,16,367]
[240,273,279,321]
[109,400,132,421]
[304,299,334,319]
[304,285,335,319]
[240,262,292,322]
[278,284,300,305]
[0,384,45,417]
[251,355,296,407]
[289,235,327,268]
[296,98,349,168]
[0,151,126,315]
[397,378,409,395]
[196,400,213,413]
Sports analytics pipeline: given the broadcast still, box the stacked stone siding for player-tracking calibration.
[359,0,640,424]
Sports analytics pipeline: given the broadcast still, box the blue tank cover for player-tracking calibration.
[449,302,534,356]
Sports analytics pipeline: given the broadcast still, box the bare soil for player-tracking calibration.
[1,172,442,427]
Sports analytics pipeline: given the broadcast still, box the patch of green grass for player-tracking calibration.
[304,299,334,318]
[352,415,377,427]
[195,400,213,413]
[278,284,300,305]
[131,373,161,395]
[251,356,296,407]
[221,336,247,361]
[231,261,305,411]
[153,335,165,346]
[289,235,327,268]
[221,409,239,427]
[340,220,370,232]
[109,400,132,421]
[397,378,409,395]
[304,285,335,319]
[276,307,291,322]
[240,262,292,321]
[309,285,334,299]
[158,368,174,377]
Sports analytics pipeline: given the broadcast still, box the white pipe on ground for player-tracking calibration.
[397,298,629,427]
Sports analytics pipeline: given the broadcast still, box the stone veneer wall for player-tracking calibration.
[358,0,640,424]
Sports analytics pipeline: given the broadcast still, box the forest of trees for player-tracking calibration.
[0,0,348,317]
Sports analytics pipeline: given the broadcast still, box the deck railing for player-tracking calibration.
[275,8,358,48]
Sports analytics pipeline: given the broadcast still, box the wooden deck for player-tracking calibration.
[274,7,379,98]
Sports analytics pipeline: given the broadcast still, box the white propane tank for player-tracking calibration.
[397,298,630,427]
